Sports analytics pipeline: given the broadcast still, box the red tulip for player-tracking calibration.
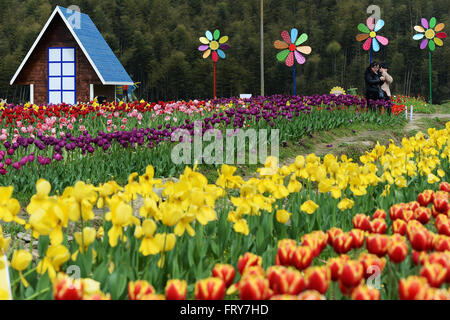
[366,234,389,257]
[434,235,450,252]
[340,260,364,288]
[275,239,297,266]
[435,214,450,236]
[165,279,187,300]
[305,266,331,294]
[53,274,84,300]
[195,277,226,300]
[351,284,380,300]
[372,209,387,220]
[408,201,420,213]
[359,253,386,279]
[333,233,353,254]
[237,252,262,275]
[327,227,344,246]
[128,280,155,300]
[393,219,407,235]
[267,266,306,295]
[414,207,431,224]
[352,214,371,231]
[389,204,404,221]
[420,263,447,288]
[388,238,409,263]
[398,276,430,300]
[371,218,387,234]
[238,276,271,300]
[433,194,449,214]
[297,290,326,300]
[417,190,434,207]
[327,255,350,281]
[349,229,365,248]
[439,182,450,193]
[399,209,415,223]
[291,246,313,271]
[212,264,236,288]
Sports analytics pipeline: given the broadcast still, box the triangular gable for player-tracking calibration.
[10,6,133,86]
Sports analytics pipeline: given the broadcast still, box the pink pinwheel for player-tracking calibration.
[356,17,389,52]
[413,17,447,52]
[274,28,312,67]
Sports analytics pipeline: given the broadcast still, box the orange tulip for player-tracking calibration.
[212,264,236,288]
[352,214,371,231]
[165,279,187,300]
[398,276,430,300]
[305,266,330,294]
[291,245,313,271]
[351,284,380,300]
[194,277,226,300]
[237,252,262,275]
[128,280,155,300]
[270,294,299,300]
[420,263,447,288]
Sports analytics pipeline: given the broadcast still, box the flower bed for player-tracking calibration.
[0,121,449,300]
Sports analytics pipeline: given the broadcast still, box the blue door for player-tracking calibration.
[48,47,76,105]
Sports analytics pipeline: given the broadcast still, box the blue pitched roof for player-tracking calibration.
[58,6,133,85]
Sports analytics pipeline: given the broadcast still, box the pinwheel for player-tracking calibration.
[413,17,447,104]
[198,30,230,99]
[356,17,389,63]
[274,28,312,96]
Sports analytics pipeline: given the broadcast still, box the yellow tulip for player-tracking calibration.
[276,210,292,224]
[74,227,96,253]
[233,218,249,236]
[300,200,319,215]
[11,250,33,287]
[337,198,354,211]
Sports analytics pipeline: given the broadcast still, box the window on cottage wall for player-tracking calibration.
[48,47,76,105]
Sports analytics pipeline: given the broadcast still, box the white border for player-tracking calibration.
[10,7,133,86]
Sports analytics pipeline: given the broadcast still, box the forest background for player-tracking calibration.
[0,0,449,103]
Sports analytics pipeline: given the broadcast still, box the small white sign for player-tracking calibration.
[0,255,12,300]
[240,94,252,99]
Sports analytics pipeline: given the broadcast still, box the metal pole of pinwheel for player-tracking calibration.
[356,17,389,64]
[274,28,312,97]
[198,30,230,100]
[413,17,447,105]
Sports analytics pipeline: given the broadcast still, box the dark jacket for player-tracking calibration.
[365,69,385,98]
